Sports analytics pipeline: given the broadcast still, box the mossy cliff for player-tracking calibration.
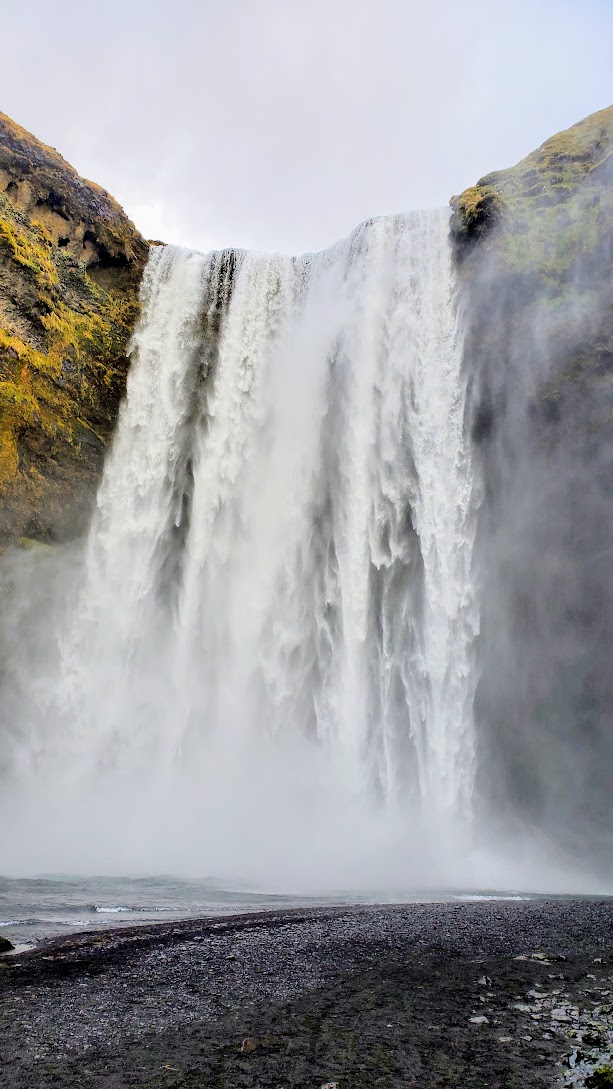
[450,106,613,860]
[450,106,613,421]
[0,112,149,544]
[451,105,613,272]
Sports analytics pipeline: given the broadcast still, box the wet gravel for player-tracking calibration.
[0,899,612,1088]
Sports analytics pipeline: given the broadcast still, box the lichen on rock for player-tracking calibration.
[0,111,149,545]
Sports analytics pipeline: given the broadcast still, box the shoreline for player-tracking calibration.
[1,899,612,1088]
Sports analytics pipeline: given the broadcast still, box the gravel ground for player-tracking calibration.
[0,900,612,1088]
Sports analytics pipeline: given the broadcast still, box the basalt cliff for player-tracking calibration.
[0,113,148,545]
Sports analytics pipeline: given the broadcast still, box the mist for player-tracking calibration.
[1,535,609,898]
[1,193,611,897]
[460,147,613,870]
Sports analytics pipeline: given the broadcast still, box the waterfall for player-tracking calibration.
[2,209,482,883]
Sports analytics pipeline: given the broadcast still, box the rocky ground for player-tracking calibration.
[0,900,612,1088]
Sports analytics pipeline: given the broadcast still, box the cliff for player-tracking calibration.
[451,105,613,268]
[450,106,613,421]
[0,112,149,545]
[450,105,613,858]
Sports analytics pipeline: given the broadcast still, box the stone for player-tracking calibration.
[469,1015,489,1025]
[551,1008,570,1021]
[240,1038,259,1054]
[0,935,14,953]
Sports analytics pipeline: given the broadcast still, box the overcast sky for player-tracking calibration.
[1,0,611,255]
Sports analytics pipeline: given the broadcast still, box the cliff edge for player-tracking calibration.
[450,105,613,269]
[450,106,613,416]
[0,112,149,544]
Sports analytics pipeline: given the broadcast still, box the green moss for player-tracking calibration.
[586,1065,613,1089]
[0,211,58,292]
[451,105,613,283]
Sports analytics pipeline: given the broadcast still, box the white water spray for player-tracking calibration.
[2,210,482,885]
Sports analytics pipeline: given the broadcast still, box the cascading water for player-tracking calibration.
[1,209,483,886]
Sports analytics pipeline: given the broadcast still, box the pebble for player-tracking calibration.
[2,900,612,1089]
[552,1009,570,1021]
[240,1037,259,1054]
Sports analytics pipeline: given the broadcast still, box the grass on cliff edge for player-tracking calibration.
[452,104,613,283]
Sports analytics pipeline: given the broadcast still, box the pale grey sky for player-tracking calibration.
[1,0,611,254]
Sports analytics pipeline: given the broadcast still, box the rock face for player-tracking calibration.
[450,106,613,861]
[0,112,149,545]
[451,106,613,263]
[450,106,613,429]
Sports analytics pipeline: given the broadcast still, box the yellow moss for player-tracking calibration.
[453,185,506,237]
[0,327,28,359]
[0,427,19,480]
[0,109,149,542]
[17,536,56,551]
[28,217,57,247]
[43,302,117,357]
[0,207,58,290]
[0,212,138,473]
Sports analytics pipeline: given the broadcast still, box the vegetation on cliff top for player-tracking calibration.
[451,105,613,416]
[0,111,148,544]
[451,105,613,281]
